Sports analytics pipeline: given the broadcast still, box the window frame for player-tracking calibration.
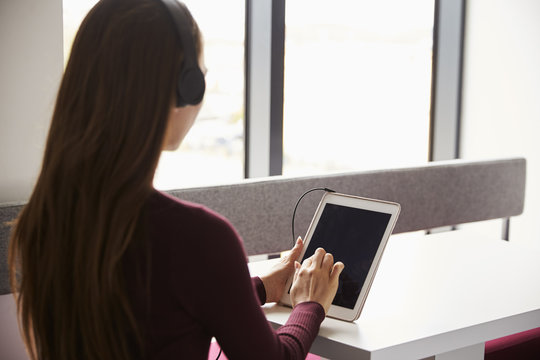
[245,0,466,177]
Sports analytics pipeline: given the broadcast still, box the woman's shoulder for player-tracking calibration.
[149,189,218,217]
[145,189,241,243]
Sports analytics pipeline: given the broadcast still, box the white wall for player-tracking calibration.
[0,0,64,203]
[461,0,540,244]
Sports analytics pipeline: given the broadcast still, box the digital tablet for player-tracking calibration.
[280,192,400,322]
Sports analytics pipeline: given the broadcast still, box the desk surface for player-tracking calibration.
[248,231,540,360]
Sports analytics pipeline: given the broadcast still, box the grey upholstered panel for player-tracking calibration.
[169,158,526,256]
[0,203,23,295]
[0,157,526,294]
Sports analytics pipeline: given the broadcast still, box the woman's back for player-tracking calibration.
[125,190,324,359]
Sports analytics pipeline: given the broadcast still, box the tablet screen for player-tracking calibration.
[301,203,391,309]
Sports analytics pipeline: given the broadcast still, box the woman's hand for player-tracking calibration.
[290,248,344,314]
[260,238,304,303]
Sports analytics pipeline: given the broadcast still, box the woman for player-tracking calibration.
[9,0,344,359]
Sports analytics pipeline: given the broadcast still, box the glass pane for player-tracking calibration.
[63,0,99,64]
[154,0,245,189]
[62,0,245,190]
[283,0,435,176]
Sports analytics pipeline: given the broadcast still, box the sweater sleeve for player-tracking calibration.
[173,208,325,360]
[252,276,266,305]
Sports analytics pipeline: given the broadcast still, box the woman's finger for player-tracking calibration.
[293,261,301,283]
[310,248,326,269]
[322,252,334,271]
[330,262,345,281]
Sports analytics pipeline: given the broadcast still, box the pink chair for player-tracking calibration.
[208,342,321,360]
[485,327,540,360]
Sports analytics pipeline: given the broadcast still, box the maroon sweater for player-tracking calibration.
[124,190,325,359]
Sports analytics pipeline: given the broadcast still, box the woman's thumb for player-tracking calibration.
[289,237,303,261]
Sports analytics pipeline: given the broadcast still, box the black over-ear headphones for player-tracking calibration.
[158,0,206,107]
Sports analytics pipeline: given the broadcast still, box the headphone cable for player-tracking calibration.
[291,187,335,246]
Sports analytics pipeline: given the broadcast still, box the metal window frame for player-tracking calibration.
[244,0,285,178]
[269,0,285,176]
[429,0,466,162]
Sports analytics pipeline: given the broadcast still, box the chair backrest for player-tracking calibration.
[1,202,25,296]
[0,157,526,295]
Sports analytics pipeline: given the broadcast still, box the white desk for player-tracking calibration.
[249,231,540,360]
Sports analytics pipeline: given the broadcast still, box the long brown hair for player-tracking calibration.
[8,0,201,359]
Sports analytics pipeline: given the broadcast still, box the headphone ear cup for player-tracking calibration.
[176,67,206,107]
[158,0,205,107]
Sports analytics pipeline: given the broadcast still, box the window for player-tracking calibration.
[459,0,540,244]
[154,0,245,189]
[62,0,245,190]
[64,0,436,187]
[62,0,97,64]
[282,0,435,176]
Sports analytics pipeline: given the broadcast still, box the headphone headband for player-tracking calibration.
[158,0,205,107]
